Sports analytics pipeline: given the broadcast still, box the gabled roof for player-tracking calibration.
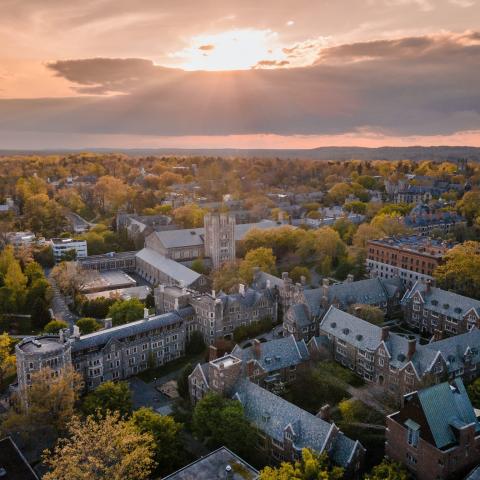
[135,248,201,285]
[71,307,193,352]
[231,335,309,373]
[319,306,383,351]
[403,281,480,321]
[327,277,395,307]
[416,378,480,449]
[233,379,360,468]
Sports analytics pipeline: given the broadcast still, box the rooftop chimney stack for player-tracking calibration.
[174,298,179,311]
[381,326,389,341]
[407,337,416,360]
[253,338,262,359]
[144,307,149,319]
[346,274,354,283]
[239,283,245,296]
[209,345,218,361]
[104,318,112,329]
[73,325,80,340]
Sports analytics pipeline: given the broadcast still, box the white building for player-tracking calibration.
[51,238,88,262]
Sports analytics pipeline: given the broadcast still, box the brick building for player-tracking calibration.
[386,379,480,480]
[402,280,480,337]
[367,235,451,286]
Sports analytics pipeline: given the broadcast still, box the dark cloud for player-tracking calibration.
[1,32,479,140]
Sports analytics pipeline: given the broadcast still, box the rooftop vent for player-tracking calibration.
[330,322,337,328]
[443,304,450,309]
[343,328,350,335]
[356,334,363,341]
[397,354,406,362]
[190,231,196,235]
[431,300,439,306]
[454,307,462,313]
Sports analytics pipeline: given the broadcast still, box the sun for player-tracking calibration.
[170,29,286,71]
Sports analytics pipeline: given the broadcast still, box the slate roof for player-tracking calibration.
[231,335,309,373]
[136,248,201,285]
[319,306,383,351]
[216,288,271,309]
[252,271,284,290]
[403,281,480,321]
[327,277,397,307]
[71,307,193,353]
[233,379,360,468]
[152,221,291,249]
[415,378,480,449]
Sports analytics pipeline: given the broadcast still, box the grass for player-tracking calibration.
[319,361,366,388]
[136,352,205,383]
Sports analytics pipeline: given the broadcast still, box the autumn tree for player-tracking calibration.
[43,412,156,480]
[239,247,276,284]
[51,261,91,297]
[0,332,16,388]
[259,448,344,480]
[365,459,409,480]
[458,190,480,224]
[353,223,383,248]
[2,366,82,441]
[370,213,409,237]
[349,304,385,325]
[434,241,480,298]
[82,380,133,418]
[93,175,130,213]
[289,266,311,284]
[172,204,207,228]
[212,261,243,293]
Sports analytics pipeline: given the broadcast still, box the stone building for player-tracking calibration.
[401,279,480,337]
[404,203,466,236]
[318,306,480,402]
[203,212,236,269]
[155,283,278,345]
[386,379,480,480]
[15,334,72,391]
[15,308,192,392]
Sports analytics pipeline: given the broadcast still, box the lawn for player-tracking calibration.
[136,352,205,383]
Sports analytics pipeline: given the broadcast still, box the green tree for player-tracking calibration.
[44,319,68,333]
[108,298,144,326]
[349,304,385,325]
[192,392,257,459]
[259,448,344,480]
[371,213,409,237]
[4,260,27,311]
[191,257,208,274]
[289,266,311,284]
[130,407,183,472]
[365,459,409,480]
[239,247,276,284]
[43,412,156,480]
[186,331,206,355]
[212,261,242,293]
[458,191,480,224]
[177,362,194,400]
[467,377,480,408]
[76,317,101,335]
[82,380,133,418]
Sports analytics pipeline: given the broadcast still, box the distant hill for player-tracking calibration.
[1,146,480,161]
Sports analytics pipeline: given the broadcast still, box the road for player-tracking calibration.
[47,274,78,328]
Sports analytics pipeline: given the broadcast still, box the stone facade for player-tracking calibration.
[203,212,236,269]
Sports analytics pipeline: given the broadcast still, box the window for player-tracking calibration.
[407,425,419,447]
[406,452,417,465]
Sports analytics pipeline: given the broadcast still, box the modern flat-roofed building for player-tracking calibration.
[51,237,87,262]
[78,251,137,272]
[367,235,451,286]
[79,270,137,294]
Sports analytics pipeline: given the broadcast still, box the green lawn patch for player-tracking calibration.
[136,353,205,383]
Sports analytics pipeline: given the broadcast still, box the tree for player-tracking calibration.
[51,261,91,297]
[259,448,344,480]
[349,304,385,325]
[0,332,15,388]
[108,298,145,326]
[333,217,357,244]
[327,183,352,204]
[192,392,257,459]
[191,257,208,274]
[130,407,183,472]
[289,266,311,284]
[82,380,133,418]
[467,377,480,408]
[177,362,194,400]
[4,260,27,311]
[43,412,156,480]
[186,330,206,355]
[212,261,243,293]
[365,459,409,480]
[44,319,68,333]
[239,247,276,284]
[353,223,383,248]
[76,317,101,334]
[2,366,82,441]
[458,191,480,224]
[434,241,480,299]
[371,213,409,237]
[172,204,207,228]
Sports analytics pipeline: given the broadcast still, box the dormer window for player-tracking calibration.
[405,419,420,448]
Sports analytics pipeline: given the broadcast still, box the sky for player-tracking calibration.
[0,0,480,149]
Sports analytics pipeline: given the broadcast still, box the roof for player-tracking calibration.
[327,277,397,307]
[0,437,39,480]
[319,306,383,351]
[136,248,201,285]
[416,378,480,449]
[71,307,193,352]
[233,379,360,468]
[163,446,259,480]
[231,335,309,373]
[403,281,480,321]
[16,335,66,355]
[152,220,291,249]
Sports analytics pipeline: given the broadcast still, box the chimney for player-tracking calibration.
[182,287,188,295]
[266,279,271,289]
[73,325,80,340]
[381,326,389,341]
[346,274,354,283]
[407,337,416,360]
[253,338,262,359]
[159,284,165,292]
[59,329,65,343]
[104,318,112,329]
[174,298,179,310]
[144,307,149,319]
[300,275,307,285]
[209,345,218,361]
[282,272,289,281]
[433,328,443,342]
[212,290,216,298]
[321,278,330,306]
[246,359,255,378]
[426,279,432,293]
[239,283,245,296]
[316,404,331,421]
[225,465,233,480]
